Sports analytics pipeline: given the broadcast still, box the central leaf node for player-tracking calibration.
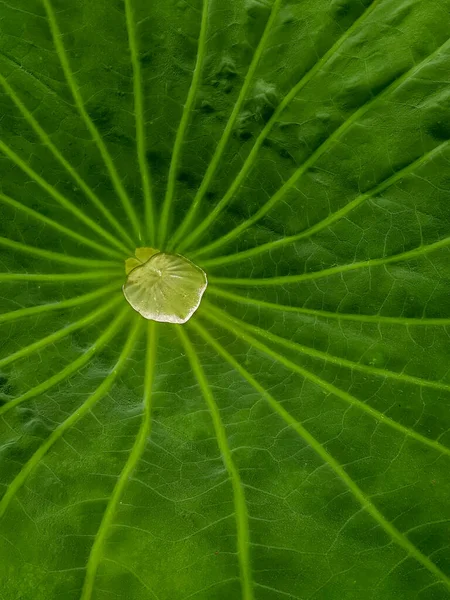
[123,248,207,324]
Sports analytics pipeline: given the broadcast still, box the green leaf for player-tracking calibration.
[1,0,450,599]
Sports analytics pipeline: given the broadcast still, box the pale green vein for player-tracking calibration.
[190,319,450,589]
[0,193,124,260]
[0,271,123,283]
[42,0,141,241]
[209,235,450,287]
[124,0,154,244]
[0,73,135,253]
[254,583,301,600]
[200,304,450,459]
[181,578,240,600]
[103,558,161,600]
[205,302,450,395]
[81,320,158,600]
[0,306,130,418]
[208,287,450,326]
[0,295,122,370]
[0,237,120,269]
[170,0,282,251]
[191,34,450,259]
[178,0,382,253]
[0,318,141,520]
[177,326,253,600]
[0,282,120,324]
[0,140,129,254]
[0,51,74,112]
[158,0,209,248]
[199,139,450,267]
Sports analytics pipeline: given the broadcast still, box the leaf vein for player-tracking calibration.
[0,73,134,253]
[0,306,130,418]
[209,236,450,287]
[177,326,254,600]
[201,305,450,459]
[191,318,450,590]
[199,139,450,267]
[124,0,154,243]
[0,318,140,520]
[179,0,383,252]
[170,0,283,250]
[0,295,122,371]
[192,35,450,259]
[0,140,128,253]
[0,236,120,269]
[81,321,158,600]
[208,287,450,326]
[158,0,210,248]
[42,0,141,241]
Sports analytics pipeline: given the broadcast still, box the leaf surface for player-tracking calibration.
[0,1,450,599]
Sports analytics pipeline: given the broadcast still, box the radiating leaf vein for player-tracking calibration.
[177,326,254,600]
[178,0,383,253]
[0,193,125,260]
[158,0,210,248]
[124,0,155,244]
[206,301,450,394]
[200,305,450,458]
[81,321,158,600]
[190,318,450,590]
[192,34,450,259]
[0,318,141,520]
[208,287,450,326]
[199,138,450,267]
[0,306,130,417]
[0,282,119,325]
[0,295,122,370]
[0,140,128,254]
[170,0,283,250]
[209,235,450,287]
[0,271,123,282]
[0,72,134,253]
[0,236,120,269]
[42,0,141,241]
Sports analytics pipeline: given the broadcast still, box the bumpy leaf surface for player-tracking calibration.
[0,1,450,599]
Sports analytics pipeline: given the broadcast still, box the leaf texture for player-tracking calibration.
[0,1,450,599]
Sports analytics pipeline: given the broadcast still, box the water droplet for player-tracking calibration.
[123,252,207,324]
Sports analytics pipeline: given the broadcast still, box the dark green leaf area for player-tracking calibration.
[0,1,450,599]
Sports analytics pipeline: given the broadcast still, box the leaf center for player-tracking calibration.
[123,248,207,324]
